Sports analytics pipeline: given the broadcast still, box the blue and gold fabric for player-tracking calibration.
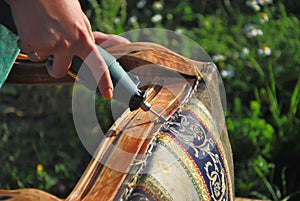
[128,97,233,201]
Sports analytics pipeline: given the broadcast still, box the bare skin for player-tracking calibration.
[6,0,129,98]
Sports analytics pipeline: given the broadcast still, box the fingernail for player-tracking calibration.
[106,88,113,99]
[108,88,113,98]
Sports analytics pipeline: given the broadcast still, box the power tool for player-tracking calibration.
[69,44,166,122]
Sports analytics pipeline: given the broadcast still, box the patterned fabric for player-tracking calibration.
[128,97,233,201]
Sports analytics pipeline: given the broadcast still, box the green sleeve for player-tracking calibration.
[0,24,20,89]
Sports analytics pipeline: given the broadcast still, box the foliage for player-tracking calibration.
[0,0,299,200]
[0,86,91,197]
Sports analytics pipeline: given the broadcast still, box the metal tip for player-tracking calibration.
[149,107,167,122]
[141,101,167,122]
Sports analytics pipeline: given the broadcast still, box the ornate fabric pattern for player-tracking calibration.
[128,97,233,201]
[129,175,173,201]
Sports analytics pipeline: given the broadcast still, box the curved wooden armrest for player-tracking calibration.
[6,42,204,86]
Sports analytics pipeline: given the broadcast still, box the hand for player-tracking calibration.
[7,0,123,99]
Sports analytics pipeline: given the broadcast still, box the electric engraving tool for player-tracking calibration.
[68,44,166,122]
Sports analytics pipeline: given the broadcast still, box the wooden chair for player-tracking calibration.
[1,43,263,201]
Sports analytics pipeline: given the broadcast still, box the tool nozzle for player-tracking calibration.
[141,101,167,122]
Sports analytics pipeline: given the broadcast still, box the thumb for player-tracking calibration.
[46,54,71,78]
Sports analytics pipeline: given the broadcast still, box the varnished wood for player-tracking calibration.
[6,61,74,85]
[107,42,204,77]
[6,42,204,86]
[0,189,62,201]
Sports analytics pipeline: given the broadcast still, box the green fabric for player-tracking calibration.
[0,24,20,89]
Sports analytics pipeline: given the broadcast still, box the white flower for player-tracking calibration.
[246,0,261,11]
[244,24,263,38]
[246,0,257,6]
[129,16,138,25]
[114,17,120,24]
[152,1,163,10]
[136,0,146,9]
[252,4,261,11]
[221,69,235,78]
[167,13,173,20]
[175,28,184,34]
[257,0,273,6]
[260,12,269,23]
[258,44,271,56]
[256,29,263,36]
[212,54,227,62]
[151,14,162,23]
[242,47,250,55]
[240,47,250,58]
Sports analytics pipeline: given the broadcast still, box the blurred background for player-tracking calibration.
[0,0,299,200]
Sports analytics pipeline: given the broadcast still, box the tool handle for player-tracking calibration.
[97,45,136,93]
[70,44,146,111]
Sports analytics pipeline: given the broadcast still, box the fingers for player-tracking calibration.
[45,42,114,99]
[17,31,117,99]
[17,40,48,62]
[27,51,42,62]
[80,44,113,99]
[46,54,72,78]
[79,15,114,98]
[93,32,131,48]
[82,14,95,41]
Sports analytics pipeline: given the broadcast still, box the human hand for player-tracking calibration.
[7,0,125,98]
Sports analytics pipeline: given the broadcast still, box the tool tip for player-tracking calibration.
[149,107,167,122]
